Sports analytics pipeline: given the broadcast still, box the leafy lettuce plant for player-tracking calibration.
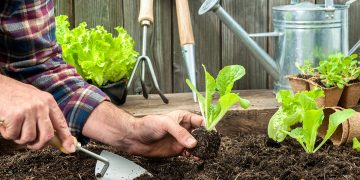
[186,65,250,131]
[268,89,324,142]
[284,109,355,154]
[55,15,138,87]
[341,54,360,82]
[317,53,348,88]
[353,138,360,152]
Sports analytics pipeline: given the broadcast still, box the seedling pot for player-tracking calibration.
[338,82,360,108]
[309,81,343,107]
[319,107,360,146]
[287,75,309,93]
[100,79,128,105]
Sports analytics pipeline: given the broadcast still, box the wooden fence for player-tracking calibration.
[54,0,360,94]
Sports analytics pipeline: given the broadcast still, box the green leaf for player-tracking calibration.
[186,79,205,118]
[203,65,216,126]
[284,128,307,152]
[353,138,360,152]
[315,109,356,152]
[302,109,324,153]
[207,93,247,130]
[216,65,245,97]
[268,108,289,142]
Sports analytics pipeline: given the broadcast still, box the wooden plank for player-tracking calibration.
[54,0,74,27]
[316,0,360,54]
[150,1,173,93]
[74,0,124,35]
[121,90,279,117]
[222,0,268,90]
[172,1,221,93]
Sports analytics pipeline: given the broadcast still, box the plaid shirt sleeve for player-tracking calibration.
[0,0,109,143]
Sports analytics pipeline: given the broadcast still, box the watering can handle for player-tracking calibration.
[49,134,79,154]
[175,0,195,45]
[138,0,154,25]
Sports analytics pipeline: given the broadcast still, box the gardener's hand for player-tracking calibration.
[125,110,203,157]
[82,102,203,157]
[0,75,75,153]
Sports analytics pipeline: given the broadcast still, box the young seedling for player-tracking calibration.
[295,60,316,78]
[268,89,356,154]
[268,89,324,142]
[317,53,348,88]
[283,108,355,154]
[341,54,360,83]
[186,65,250,159]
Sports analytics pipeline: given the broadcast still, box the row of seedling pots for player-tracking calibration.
[288,53,360,108]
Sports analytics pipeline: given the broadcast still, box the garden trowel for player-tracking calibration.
[50,135,151,180]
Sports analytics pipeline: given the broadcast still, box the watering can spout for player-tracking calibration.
[199,0,281,82]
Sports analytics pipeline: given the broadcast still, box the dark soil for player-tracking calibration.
[313,77,327,88]
[348,78,360,84]
[297,74,313,80]
[187,127,221,159]
[1,134,360,180]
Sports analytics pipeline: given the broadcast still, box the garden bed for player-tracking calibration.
[1,91,359,179]
[1,133,360,179]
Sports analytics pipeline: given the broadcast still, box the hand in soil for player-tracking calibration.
[122,110,203,157]
[187,127,221,159]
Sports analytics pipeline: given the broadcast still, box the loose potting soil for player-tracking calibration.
[1,134,360,180]
[297,74,313,80]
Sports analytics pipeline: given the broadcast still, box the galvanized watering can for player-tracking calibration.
[199,0,360,92]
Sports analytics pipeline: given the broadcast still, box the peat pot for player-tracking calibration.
[199,0,360,93]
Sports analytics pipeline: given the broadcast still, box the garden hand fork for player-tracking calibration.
[127,0,169,104]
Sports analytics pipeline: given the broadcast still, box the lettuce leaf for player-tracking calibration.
[186,65,250,131]
[55,15,138,86]
[353,138,360,152]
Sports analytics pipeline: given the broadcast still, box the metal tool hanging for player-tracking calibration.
[175,0,198,102]
[127,0,169,104]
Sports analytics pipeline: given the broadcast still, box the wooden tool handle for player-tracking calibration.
[175,0,195,46]
[49,135,77,154]
[138,0,154,25]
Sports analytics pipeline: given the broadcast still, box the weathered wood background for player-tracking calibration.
[54,0,360,94]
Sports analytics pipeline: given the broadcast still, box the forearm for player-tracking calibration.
[82,101,136,150]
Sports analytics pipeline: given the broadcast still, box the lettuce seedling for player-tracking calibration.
[186,65,250,131]
[317,53,348,88]
[341,54,360,82]
[295,60,315,76]
[284,109,355,154]
[268,89,324,142]
[353,138,360,152]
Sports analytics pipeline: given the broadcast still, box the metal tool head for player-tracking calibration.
[95,150,151,180]
[198,0,220,15]
[182,44,197,102]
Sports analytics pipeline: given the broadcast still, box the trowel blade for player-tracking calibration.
[95,150,151,180]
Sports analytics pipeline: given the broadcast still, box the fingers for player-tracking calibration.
[170,110,204,129]
[27,107,54,150]
[0,110,25,141]
[14,110,37,145]
[162,119,197,149]
[48,96,75,153]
